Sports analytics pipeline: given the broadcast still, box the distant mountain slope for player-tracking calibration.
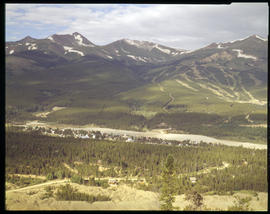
[130,35,267,107]
[5,33,267,130]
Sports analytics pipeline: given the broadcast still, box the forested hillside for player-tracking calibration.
[6,129,267,194]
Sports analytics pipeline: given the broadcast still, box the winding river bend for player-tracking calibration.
[16,121,267,150]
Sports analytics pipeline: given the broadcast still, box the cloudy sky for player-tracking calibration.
[5,3,268,50]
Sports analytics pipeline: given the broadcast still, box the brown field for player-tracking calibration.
[5,182,267,211]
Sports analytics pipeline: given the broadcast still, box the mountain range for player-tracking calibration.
[5,32,267,139]
[6,32,186,65]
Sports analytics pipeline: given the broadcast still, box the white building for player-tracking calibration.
[81,134,89,139]
[190,177,197,183]
[126,138,134,142]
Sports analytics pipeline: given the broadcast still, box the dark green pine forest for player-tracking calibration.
[6,129,267,194]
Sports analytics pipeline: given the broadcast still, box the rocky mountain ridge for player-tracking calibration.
[6,32,187,64]
[5,32,267,127]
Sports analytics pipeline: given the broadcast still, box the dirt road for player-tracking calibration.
[6,179,69,193]
[162,92,175,112]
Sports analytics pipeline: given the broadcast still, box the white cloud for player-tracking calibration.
[6,3,268,50]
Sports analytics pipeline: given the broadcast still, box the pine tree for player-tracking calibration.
[160,154,177,210]
[185,191,204,210]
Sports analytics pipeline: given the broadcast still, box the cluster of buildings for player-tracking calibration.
[23,126,202,147]
[107,178,146,186]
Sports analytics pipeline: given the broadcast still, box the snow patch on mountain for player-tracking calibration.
[124,39,147,48]
[217,44,224,49]
[171,52,181,56]
[121,48,130,54]
[124,39,136,45]
[67,49,84,56]
[124,39,154,51]
[29,46,37,50]
[127,55,138,60]
[153,44,171,54]
[184,50,195,54]
[232,49,257,60]
[255,35,267,42]
[47,36,55,42]
[26,43,38,50]
[138,56,148,62]
[127,55,147,62]
[63,46,73,51]
[114,50,121,56]
[64,46,84,56]
[123,39,177,55]
[74,34,94,47]
[74,34,83,43]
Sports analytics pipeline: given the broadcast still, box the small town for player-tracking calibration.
[22,125,202,147]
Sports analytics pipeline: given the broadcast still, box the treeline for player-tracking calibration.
[5,130,267,194]
[6,175,45,188]
[148,112,223,127]
[46,111,146,130]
